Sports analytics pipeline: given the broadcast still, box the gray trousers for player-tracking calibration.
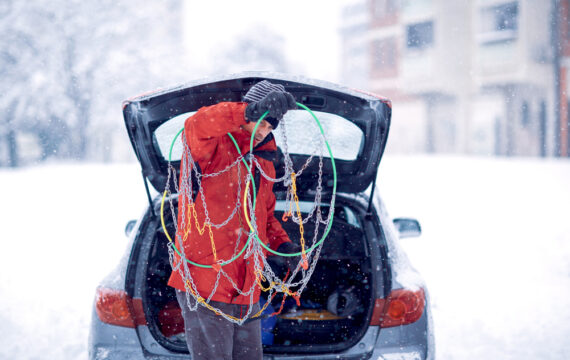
[175,290,262,360]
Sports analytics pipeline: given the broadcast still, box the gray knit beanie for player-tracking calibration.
[243,80,287,103]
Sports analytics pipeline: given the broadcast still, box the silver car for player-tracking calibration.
[88,72,434,360]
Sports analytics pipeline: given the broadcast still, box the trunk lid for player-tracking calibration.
[123,72,391,194]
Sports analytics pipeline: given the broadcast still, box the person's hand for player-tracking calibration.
[245,91,296,123]
[276,241,303,271]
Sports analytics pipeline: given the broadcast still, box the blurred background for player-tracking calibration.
[2,2,570,359]
[1,0,569,167]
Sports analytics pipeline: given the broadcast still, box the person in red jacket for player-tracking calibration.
[168,80,299,360]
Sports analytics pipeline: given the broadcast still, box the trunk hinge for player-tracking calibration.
[141,171,156,218]
[367,167,379,214]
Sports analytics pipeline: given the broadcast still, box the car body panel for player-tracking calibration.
[373,192,435,360]
[373,307,431,360]
[88,310,145,359]
[89,192,434,360]
[89,75,433,359]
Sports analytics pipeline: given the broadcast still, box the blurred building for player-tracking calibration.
[556,0,570,157]
[471,0,554,157]
[340,0,371,90]
[342,0,570,157]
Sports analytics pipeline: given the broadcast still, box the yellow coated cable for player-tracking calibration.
[243,178,255,235]
[290,172,308,269]
[160,190,173,244]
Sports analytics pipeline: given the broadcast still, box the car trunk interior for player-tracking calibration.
[141,197,374,355]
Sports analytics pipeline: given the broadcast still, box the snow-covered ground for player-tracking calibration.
[0,155,569,359]
[379,155,570,360]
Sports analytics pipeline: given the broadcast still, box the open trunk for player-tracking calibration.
[141,196,374,355]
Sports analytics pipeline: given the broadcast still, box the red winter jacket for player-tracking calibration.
[167,102,290,305]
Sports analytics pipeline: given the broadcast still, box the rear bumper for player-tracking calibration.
[266,326,378,359]
[371,347,425,360]
[89,315,431,360]
[88,310,145,359]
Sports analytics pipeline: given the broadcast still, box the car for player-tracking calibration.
[88,72,435,360]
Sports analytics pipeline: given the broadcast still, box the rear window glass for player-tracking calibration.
[153,110,364,162]
[154,112,195,162]
[274,110,363,161]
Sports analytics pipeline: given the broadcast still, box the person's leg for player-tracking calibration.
[175,290,195,355]
[176,290,235,360]
[232,303,263,360]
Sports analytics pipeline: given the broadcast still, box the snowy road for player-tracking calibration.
[1,155,569,359]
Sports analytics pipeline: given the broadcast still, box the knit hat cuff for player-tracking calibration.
[265,117,279,129]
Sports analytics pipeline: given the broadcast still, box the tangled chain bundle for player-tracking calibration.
[160,104,337,324]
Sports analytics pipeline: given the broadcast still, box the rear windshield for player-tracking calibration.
[153,110,364,162]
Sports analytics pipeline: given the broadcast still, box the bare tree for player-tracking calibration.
[0,0,186,166]
[0,1,52,166]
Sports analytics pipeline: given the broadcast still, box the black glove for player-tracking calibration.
[245,91,296,123]
[276,241,303,271]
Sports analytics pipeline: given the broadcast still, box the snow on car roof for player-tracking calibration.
[124,71,389,105]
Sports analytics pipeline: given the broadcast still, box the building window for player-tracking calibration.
[479,2,519,43]
[494,2,518,31]
[406,21,434,50]
[373,37,397,71]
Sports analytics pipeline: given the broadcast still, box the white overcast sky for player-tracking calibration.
[183,0,347,83]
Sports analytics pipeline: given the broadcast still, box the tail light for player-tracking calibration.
[95,287,147,328]
[370,288,425,327]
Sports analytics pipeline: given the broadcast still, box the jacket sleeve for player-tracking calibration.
[184,101,248,163]
[265,189,291,253]
[186,102,248,140]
